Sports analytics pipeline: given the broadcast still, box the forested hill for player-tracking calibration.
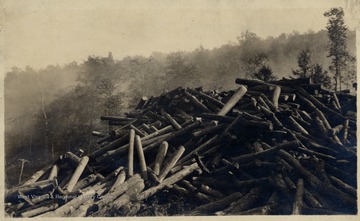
[4,29,356,186]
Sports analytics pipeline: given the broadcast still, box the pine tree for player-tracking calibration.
[324,8,349,91]
[292,49,312,78]
[312,64,331,88]
[253,65,276,82]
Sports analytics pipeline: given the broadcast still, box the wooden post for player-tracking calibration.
[18,159,29,184]
[272,86,281,109]
[128,129,135,177]
[153,141,169,176]
[65,156,89,193]
[135,135,148,180]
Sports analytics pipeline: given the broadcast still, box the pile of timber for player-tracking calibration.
[5,77,357,217]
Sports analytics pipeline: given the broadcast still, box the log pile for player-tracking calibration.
[5,78,357,217]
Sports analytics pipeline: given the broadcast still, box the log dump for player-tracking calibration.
[5,78,357,217]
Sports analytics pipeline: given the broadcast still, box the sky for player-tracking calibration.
[2,0,358,71]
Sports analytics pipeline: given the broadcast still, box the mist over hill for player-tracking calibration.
[4,29,356,186]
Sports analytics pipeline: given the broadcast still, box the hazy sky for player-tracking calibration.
[3,0,357,71]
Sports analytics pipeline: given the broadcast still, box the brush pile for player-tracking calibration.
[5,78,357,217]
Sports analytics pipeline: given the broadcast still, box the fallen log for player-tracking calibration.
[137,162,199,201]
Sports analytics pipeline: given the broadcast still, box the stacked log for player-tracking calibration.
[5,77,357,217]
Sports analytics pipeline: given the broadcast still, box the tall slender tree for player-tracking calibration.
[324,7,349,91]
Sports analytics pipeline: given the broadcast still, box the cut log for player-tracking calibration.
[21,165,52,186]
[128,129,135,177]
[217,85,247,116]
[108,169,126,193]
[190,192,243,215]
[161,108,182,130]
[48,164,59,180]
[65,156,89,193]
[158,146,186,182]
[135,135,148,180]
[292,178,304,214]
[221,186,264,214]
[153,141,169,176]
[137,162,199,201]
[21,202,59,217]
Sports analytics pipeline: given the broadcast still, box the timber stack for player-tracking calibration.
[5,77,357,217]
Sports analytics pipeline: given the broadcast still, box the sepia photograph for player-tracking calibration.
[2,0,359,218]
